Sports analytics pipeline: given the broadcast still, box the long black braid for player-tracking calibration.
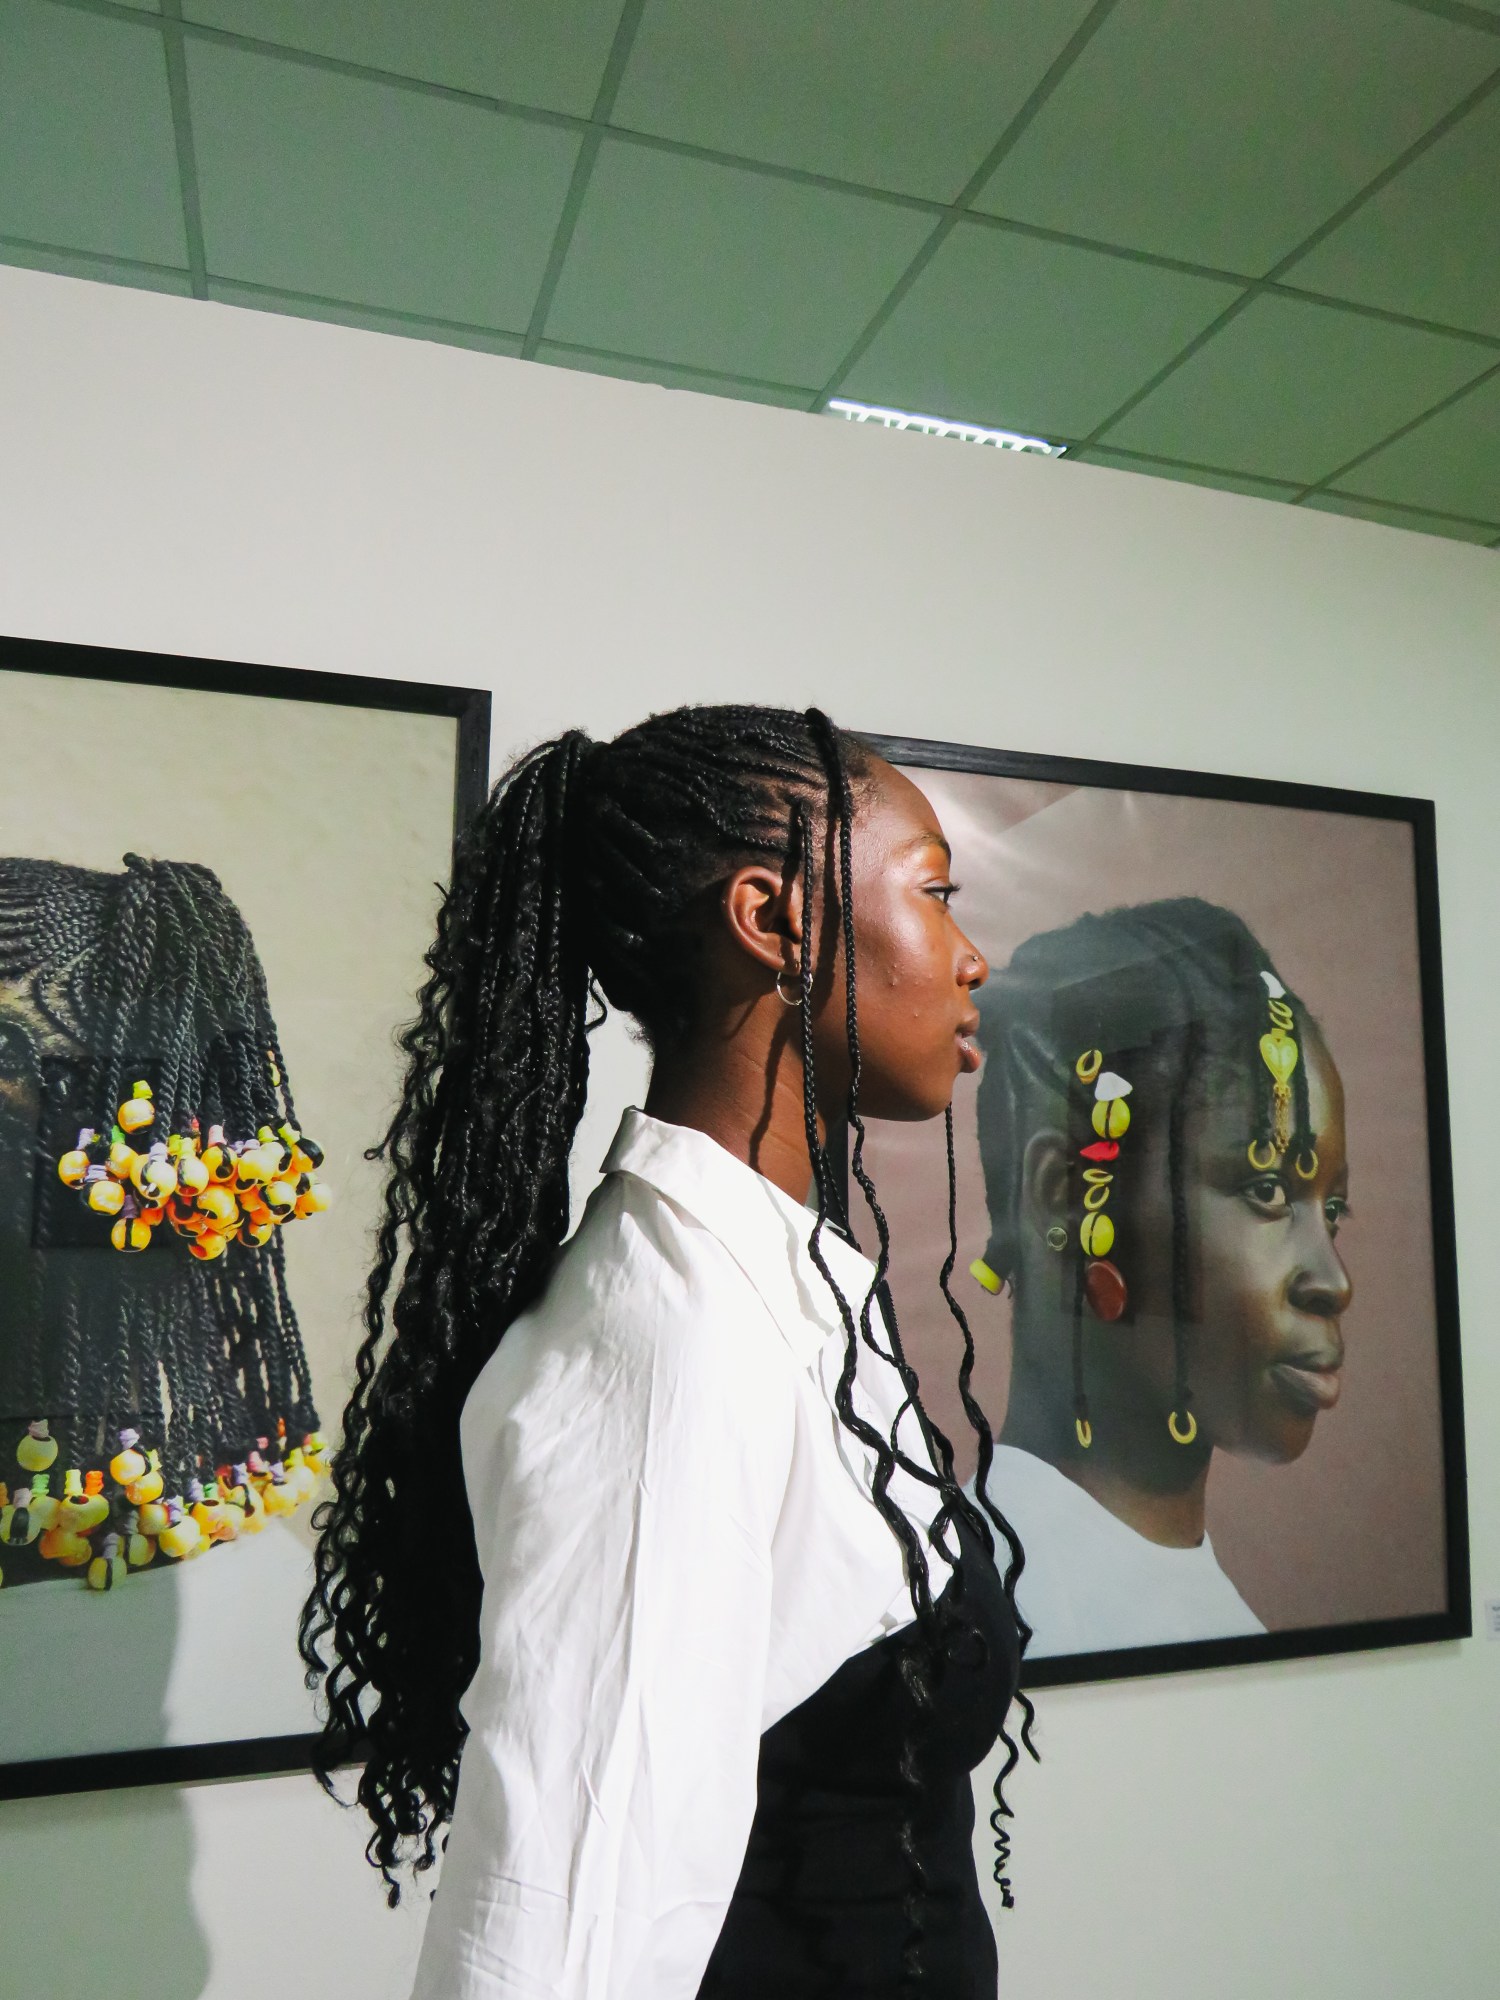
[301,706,1033,1965]
[975,896,1319,1442]
[0,854,320,1579]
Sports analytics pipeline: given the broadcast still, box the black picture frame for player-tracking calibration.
[0,634,490,1801]
[862,729,1469,1691]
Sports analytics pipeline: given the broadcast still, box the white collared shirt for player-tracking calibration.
[411,1109,951,2000]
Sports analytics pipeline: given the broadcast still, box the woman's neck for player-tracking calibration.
[1001,1383,1212,1548]
[643,1027,821,1203]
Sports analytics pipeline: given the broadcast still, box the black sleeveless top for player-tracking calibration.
[697,1516,1020,1998]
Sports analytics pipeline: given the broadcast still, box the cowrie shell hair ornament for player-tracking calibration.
[1260,970,1287,998]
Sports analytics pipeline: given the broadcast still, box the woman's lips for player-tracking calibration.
[956,1021,982,1073]
[1268,1358,1343,1415]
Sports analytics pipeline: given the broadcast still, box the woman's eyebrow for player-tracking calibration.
[900,832,952,862]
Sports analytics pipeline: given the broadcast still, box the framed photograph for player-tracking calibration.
[858,733,1467,1687]
[0,634,489,1798]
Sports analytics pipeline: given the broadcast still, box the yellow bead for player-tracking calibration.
[137,1499,170,1536]
[264,1179,297,1216]
[88,1178,125,1216]
[158,1513,203,1560]
[197,1186,238,1226]
[60,1491,109,1532]
[110,1216,153,1253]
[1075,1049,1103,1084]
[87,1553,127,1591]
[25,1480,58,1531]
[126,1453,163,1506]
[178,1153,210,1194]
[16,1424,57,1473]
[126,1531,155,1567]
[117,1098,154,1133]
[1259,1031,1299,1084]
[1080,1210,1115,1258]
[57,1149,89,1187]
[189,1231,228,1262]
[1091,1099,1130,1141]
[0,1500,41,1546]
[110,1438,147,1485]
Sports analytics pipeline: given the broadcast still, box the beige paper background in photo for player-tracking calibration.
[864,765,1445,1640]
[0,663,458,1753]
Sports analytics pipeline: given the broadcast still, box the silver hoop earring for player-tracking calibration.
[775,968,803,1007]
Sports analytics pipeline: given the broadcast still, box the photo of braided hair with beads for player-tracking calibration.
[300,705,1038,1949]
[0,854,329,1591]
[968,896,1352,1643]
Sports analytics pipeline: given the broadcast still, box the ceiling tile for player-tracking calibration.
[1332,367,1500,521]
[208,280,526,355]
[973,0,1500,274]
[182,0,623,116]
[1301,490,1499,544]
[1106,294,1491,483]
[543,140,934,384]
[0,0,186,265]
[1066,446,1302,501]
[611,0,1098,202]
[187,41,580,328]
[842,222,1239,439]
[1284,87,1500,338]
[534,342,813,408]
[0,238,192,294]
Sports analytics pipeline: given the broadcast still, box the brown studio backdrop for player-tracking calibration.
[862,764,1444,1636]
[0,666,458,1557]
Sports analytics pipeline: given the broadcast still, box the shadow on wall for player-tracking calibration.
[0,1784,210,2000]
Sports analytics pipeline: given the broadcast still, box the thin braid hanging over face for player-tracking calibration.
[0,855,329,1587]
[303,704,1036,1947]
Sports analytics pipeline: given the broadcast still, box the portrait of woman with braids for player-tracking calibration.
[967,897,1354,1658]
[303,705,1036,2000]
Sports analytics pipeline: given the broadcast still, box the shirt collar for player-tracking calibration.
[600,1107,877,1370]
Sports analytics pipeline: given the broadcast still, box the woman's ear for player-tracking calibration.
[721,863,803,983]
[1021,1130,1071,1247]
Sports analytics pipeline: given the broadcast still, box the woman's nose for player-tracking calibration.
[1288,1220,1354,1319]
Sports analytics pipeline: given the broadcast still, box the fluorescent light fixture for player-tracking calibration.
[826,397,1065,456]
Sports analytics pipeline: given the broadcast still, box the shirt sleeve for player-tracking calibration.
[411,1203,796,2000]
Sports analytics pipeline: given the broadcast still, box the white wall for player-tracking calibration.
[0,264,1495,2000]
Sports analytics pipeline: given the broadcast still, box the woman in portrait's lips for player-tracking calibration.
[966,896,1354,1657]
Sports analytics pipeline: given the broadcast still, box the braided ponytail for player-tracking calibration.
[301,731,597,1892]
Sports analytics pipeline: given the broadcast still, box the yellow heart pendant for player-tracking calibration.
[1259,1031,1299,1083]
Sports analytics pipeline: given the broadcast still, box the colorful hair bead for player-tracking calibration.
[16,1420,58,1473]
[86,1533,128,1592]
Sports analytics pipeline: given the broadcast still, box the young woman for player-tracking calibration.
[968,897,1353,1657]
[303,705,1035,2000]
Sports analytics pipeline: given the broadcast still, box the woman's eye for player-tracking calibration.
[1244,1177,1289,1213]
[1324,1197,1351,1236]
[928,882,959,906]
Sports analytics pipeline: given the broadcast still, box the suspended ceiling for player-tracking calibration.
[3,0,1499,548]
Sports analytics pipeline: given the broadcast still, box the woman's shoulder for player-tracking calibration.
[468,1169,799,1425]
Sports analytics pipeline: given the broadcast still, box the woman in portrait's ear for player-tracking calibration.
[967,896,1353,1657]
[303,706,1038,2000]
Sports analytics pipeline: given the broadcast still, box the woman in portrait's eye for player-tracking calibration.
[303,706,1037,2000]
[967,896,1353,1657]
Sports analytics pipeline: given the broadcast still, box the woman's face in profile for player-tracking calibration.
[1112,1029,1353,1464]
[1186,1030,1352,1462]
